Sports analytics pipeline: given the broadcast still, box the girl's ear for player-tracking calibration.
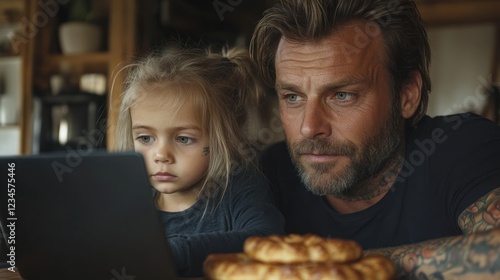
[400,71,422,119]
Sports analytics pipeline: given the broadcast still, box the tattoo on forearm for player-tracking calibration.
[366,230,500,279]
[458,188,500,233]
[364,188,500,278]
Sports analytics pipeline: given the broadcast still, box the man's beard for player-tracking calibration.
[288,107,402,198]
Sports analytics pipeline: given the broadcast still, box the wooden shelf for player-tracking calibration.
[416,0,500,26]
[0,0,23,25]
[0,124,19,129]
[0,53,20,59]
[18,0,137,154]
[46,52,110,64]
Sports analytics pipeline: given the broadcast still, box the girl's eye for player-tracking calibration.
[177,136,194,145]
[136,136,154,144]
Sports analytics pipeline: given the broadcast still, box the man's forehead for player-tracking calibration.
[276,20,385,64]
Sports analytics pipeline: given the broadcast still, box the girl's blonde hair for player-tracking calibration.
[114,45,266,199]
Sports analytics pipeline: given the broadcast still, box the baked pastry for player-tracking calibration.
[244,234,362,263]
[204,253,396,280]
[203,234,396,280]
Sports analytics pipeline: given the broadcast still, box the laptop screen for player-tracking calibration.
[0,152,178,280]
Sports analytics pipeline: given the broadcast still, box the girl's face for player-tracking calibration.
[130,91,209,202]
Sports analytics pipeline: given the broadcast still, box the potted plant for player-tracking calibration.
[58,0,102,54]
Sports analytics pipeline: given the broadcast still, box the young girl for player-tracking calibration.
[114,45,284,277]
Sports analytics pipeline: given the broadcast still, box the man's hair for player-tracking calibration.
[114,46,265,199]
[250,0,431,126]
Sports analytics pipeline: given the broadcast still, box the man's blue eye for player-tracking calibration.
[336,92,350,100]
[287,95,298,102]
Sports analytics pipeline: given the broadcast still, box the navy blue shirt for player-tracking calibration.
[261,113,500,250]
[157,167,284,277]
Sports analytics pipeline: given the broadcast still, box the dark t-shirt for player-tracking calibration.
[261,113,500,250]
[157,167,285,277]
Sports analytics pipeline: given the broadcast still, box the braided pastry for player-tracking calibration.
[204,253,396,280]
[203,234,396,280]
[244,234,362,263]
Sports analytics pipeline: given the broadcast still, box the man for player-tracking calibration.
[250,0,500,278]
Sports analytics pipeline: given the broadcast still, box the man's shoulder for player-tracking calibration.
[419,112,496,129]
[413,113,500,141]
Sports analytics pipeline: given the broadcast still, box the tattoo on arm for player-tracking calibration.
[365,187,500,279]
[458,188,500,233]
[366,230,500,279]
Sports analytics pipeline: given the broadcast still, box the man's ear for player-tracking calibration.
[400,71,422,119]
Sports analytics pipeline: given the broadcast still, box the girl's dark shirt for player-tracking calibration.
[261,113,500,250]
[157,167,285,277]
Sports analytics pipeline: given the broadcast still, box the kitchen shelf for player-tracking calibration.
[20,0,138,153]
[46,52,110,64]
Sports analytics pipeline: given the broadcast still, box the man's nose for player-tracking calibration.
[300,100,332,139]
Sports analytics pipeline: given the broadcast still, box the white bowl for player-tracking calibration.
[59,22,102,54]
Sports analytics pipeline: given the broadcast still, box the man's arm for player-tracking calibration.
[365,188,500,279]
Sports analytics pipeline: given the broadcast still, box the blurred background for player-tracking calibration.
[0,0,499,156]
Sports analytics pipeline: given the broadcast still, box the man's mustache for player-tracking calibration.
[291,138,356,157]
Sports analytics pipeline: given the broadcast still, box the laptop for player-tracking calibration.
[0,151,178,280]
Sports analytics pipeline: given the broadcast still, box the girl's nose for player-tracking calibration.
[154,144,173,163]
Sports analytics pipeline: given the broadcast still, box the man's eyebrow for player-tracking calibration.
[318,77,366,92]
[275,77,366,93]
[275,82,301,92]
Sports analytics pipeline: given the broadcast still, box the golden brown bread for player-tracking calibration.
[203,234,395,280]
[203,253,396,280]
[244,234,363,263]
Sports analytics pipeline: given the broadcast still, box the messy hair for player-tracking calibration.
[114,45,266,199]
[250,0,431,126]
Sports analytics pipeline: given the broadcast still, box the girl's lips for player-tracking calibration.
[152,172,177,181]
